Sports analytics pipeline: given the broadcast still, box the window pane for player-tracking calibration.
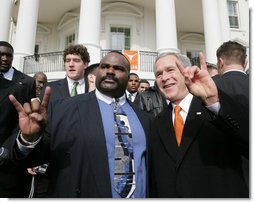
[65,33,76,47]
[125,28,130,36]
[229,16,239,28]
[111,27,116,32]
[187,51,200,66]
[125,38,130,49]
[110,27,131,50]
[111,32,125,50]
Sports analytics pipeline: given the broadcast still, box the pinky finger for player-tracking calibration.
[9,94,25,115]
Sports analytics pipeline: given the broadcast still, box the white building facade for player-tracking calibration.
[0,0,249,81]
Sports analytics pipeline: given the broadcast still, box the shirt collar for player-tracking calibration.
[126,90,137,97]
[95,89,126,106]
[67,76,85,85]
[2,67,14,80]
[171,93,193,113]
[223,69,247,75]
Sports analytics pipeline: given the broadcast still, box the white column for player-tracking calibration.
[78,0,101,64]
[155,0,178,53]
[13,0,40,70]
[0,0,13,41]
[218,0,230,42]
[202,0,223,64]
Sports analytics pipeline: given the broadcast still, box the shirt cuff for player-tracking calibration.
[16,131,42,155]
[206,102,221,115]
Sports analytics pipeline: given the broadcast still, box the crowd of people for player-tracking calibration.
[0,40,249,198]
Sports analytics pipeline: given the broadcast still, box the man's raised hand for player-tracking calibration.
[176,52,219,105]
[9,86,51,142]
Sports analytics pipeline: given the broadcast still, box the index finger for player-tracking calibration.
[176,60,185,76]
[40,86,51,109]
[198,52,207,71]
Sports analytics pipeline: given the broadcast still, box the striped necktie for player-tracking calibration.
[113,99,136,198]
[127,93,133,102]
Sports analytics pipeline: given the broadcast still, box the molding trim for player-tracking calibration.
[102,2,143,18]
[57,12,79,31]
[37,23,50,34]
[179,33,205,42]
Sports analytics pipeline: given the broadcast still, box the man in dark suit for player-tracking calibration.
[0,42,35,198]
[40,44,90,102]
[125,72,140,103]
[0,77,30,197]
[213,40,249,190]
[9,51,151,198]
[0,41,36,101]
[213,40,249,104]
[149,52,248,197]
[27,44,90,198]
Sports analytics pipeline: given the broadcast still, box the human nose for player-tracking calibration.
[69,60,74,66]
[161,71,169,81]
[1,54,7,60]
[106,66,115,74]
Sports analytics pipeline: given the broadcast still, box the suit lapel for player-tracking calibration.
[58,78,71,98]
[176,97,206,167]
[77,92,112,196]
[157,106,178,162]
[12,68,26,82]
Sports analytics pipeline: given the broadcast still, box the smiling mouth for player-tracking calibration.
[163,83,175,89]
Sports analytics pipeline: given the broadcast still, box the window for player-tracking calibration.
[65,33,75,47]
[227,0,239,29]
[186,51,200,66]
[111,27,130,50]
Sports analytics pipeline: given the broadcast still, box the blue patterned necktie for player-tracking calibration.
[113,98,136,198]
[127,93,132,102]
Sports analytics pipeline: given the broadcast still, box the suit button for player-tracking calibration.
[233,123,240,129]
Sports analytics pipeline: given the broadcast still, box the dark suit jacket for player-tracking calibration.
[213,71,249,105]
[12,67,36,101]
[12,91,151,197]
[0,78,30,197]
[40,78,70,102]
[0,78,24,144]
[149,90,248,198]
[213,71,249,190]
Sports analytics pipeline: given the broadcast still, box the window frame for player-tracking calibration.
[227,0,240,29]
